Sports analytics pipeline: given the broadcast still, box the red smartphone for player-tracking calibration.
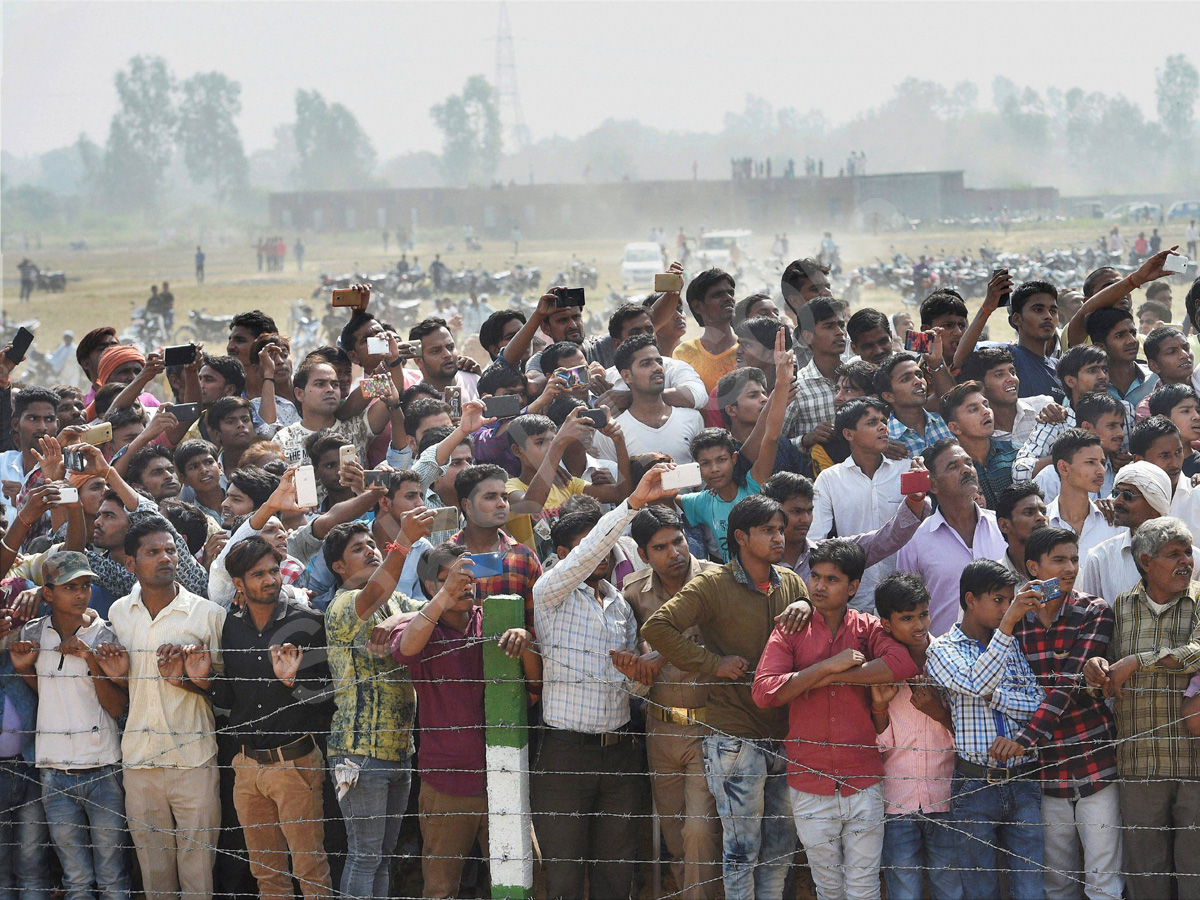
[900,470,931,495]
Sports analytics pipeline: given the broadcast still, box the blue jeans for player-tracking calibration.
[702,735,795,900]
[882,811,964,900]
[40,765,131,900]
[331,754,412,899]
[0,757,50,900]
[951,774,1043,900]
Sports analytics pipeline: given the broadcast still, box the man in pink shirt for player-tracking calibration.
[753,539,917,900]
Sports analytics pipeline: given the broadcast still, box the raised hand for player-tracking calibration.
[270,643,303,686]
[33,436,66,482]
[398,506,436,547]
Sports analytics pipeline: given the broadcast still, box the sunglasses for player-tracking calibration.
[1112,489,1139,503]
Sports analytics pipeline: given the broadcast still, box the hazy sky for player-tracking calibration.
[3,1,1196,160]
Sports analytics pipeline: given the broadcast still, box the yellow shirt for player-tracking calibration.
[505,474,587,550]
[673,338,738,395]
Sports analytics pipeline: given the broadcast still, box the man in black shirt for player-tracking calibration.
[192,535,334,899]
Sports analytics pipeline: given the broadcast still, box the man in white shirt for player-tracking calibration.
[960,345,1054,445]
[409,315,480,401]
[100,516,227,900]
[810,398,908,612]
[1044,429,1122,561]
[1032,392,1125,503]
[10,552,131,896]
[608,334,704,463]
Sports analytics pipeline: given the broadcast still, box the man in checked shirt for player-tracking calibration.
[1012,527,1123,900]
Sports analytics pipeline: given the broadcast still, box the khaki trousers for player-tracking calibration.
[418,780,489,899]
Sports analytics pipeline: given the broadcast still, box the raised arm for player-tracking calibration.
[1066,246,1180,347]
[952,271,1013,372]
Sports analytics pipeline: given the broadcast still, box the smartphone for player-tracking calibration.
[580,408,609,429]
[654,273,684,293]
[900,470,931,495]
[170,403,200,427]
[397,341,422,359]
[339,445,359,468]
[552,287,586,308]
[466,552,504,578]
[80,422,113,446]
[331,287,367,309]
[363,470,391,490]
[6,327,34,365]
[1040,577,1063,602]
[444,386,462,419]
[661,462,703,492]
[64,449,87,472]
[365,335,390,356]
[564,365,588,387]
[992,268,1011,307]
[163,343,198,367]
[295,465,319,508]
[430,507,460,533]
[1164,254,1190,275]
[904,330,932,354]
[361,375,391,399]
[54,486,79,506]
[482,394,522,419]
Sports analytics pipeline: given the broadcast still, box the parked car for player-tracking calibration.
[1168,200,1200,221]
[620,242,665,290]
[694,229,754,268]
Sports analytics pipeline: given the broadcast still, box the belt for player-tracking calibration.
[241,734,316,765]
[648,704,707,727]
[956,756,1038,782]
[546,727,630,748]
[58,765,107,776]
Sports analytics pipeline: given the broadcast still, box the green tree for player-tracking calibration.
[102,55,177,212]
[293,90,377,190]
[177,72,248,203]
[430,75,503,186]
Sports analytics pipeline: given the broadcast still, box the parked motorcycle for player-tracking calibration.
[36,269,67,292]
[175,308,234,347]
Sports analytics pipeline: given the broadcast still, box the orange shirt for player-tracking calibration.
[673,337,737,395]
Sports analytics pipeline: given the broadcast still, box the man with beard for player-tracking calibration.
[897,438,1009,636]
[409,316,480,401]
[125,445,182,502]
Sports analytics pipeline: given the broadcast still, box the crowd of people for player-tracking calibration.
[0,237,1199,900]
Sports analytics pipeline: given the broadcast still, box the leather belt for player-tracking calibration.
[546,727,630,748]
[241,734,315,765]
[956,756,1038,782]
[58,765,107,776]
[648,705,707,727]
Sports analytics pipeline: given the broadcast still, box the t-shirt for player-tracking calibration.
[679,473,761,563]
[613,407,706,463]
[673,337,738,394]
[276,412,377,470]
[505,474,587,551]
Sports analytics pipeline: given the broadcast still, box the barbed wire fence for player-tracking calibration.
[2,602,1197,899]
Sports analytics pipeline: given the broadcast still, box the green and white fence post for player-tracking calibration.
[482,593,533,899]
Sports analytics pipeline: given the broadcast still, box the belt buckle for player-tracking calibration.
[600,731,620,748]
[986,766,1010,784]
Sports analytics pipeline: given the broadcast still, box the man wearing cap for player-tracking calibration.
[1078,461,1199,602]
[9,551,131,897]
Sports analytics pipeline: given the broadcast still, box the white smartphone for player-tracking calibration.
[55,486,79,505]
[366,335,390,355]
[295,465,319,508]
[1164,254,1190,275]
[661,462,703,492]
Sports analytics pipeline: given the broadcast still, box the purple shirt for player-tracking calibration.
[896,504,1008,637]
[392,606,486,797]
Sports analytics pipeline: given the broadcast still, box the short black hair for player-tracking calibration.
[919,290,967,329]
[404,398,451,438]
[959,558,1019,611]
[409,316,450,343]
[13,387,60,420]
[1023,526,1079,568]
[156,500,208,556]
[478,363,526,397]
[304,428,349,465]
[507,413,555,450]
[959,346,1015,385]
[689,427,738,460]
[1057,344,1108,387]
[808,538,867,583]
[715,367,766,425]
[1084,307,1134,346]
[608,303,651,342]
[230,310,278,338]
[1051,427,1103,469]
[780,258,828,302]
[551,509,601,552]
[873,352,920,396]
[418,425,459,455]
[735,316,792,353]
[1010,281,1057,319]
[479,309,525,357]
[874,572,931,619]
[727,494,785,560]
[1083,266,1120,299]
[400,382,442,409]
[323,521,372,581]
[225,535,283,582]
[207,395,252,429]
[1144,325,1186,364]
[614,333,659,375]
[835,359,879,396]
[1146,281,1172,302]
[126,445,174,487]
[124,515,175,559]
[1149,383,1200,419]
[939,381,985,425]
[846,308,890,344]
[761,471,815,504]
[995,481,1044,521]
[418,542,469,599]
[455,463,509,507]
[733,292,773,328]
[200,354,246,396]
[381,468,423,499]
[630,505,685,551]
[685,268,735,325]
[1130,415,1181,458]
[796,297,839,337]
[1139,300,1172,325]
[103,404,147,432]
[923,437,962,477]
[174,438,218,474]
[541,340,586,374]
[1184,276,1200,332]
[227,466,279,507]
[1074,391,1124,427]
[834,397,889,438]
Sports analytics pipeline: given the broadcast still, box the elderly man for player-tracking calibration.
[1085,516,1200,898]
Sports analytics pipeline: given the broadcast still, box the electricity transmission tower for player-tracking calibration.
[495,2,531,151]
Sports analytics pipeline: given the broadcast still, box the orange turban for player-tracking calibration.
[96,346,145,386]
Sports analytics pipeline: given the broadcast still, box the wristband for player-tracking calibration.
[387,357,404,369]
[871,706,890,714]
[16,513,31,528]
[386,399,402,411]
[385,541,412,556]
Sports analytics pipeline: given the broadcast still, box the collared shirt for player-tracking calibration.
[22,615,122,769]
[1009,344,1064,402]
[788,498,928,584]
[449,528,541,631]
[1108,362,1155,407]
[325,588,425,761]
[1077,532,1200,604]
[1106,580,1200,778]
[624,557,720,715]
[754,609,918,795]
[1013,400,1135,483]
[887,410,954,458]
[927,626,1044,768]
[974,439,1018,510]
[1012,591,1118,797]
[811,454,907,610]
[897,505,1009,636]
[993,395,1054,446]
[108,584,227,768]
[784,359,838,440]
[533,501,648,733]
[877,682,956,815]
[1046,497,1123,562]
[1034,458,1115,505]
[209,596,331,753]
[0,449,39,528]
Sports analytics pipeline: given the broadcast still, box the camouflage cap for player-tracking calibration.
[41,551,97,587]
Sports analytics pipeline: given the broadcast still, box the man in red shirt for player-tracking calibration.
[753,539,917,900]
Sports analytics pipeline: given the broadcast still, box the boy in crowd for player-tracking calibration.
[787,298,847,449]
[674,268,740,393]
[940,380,1016,509]
[175,439,226,522]
[1028,392,1127,503]
[1137,325,1195,417]
[926,560,1047,900]
[959,345,1055,445]
[753,540,918,900]
[996,482,1050,583]
[870,572,959,900]
[1148,383,1200,476]
[1045,429,1123,560]
[876,352,953,457]
[847,307,894,366]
